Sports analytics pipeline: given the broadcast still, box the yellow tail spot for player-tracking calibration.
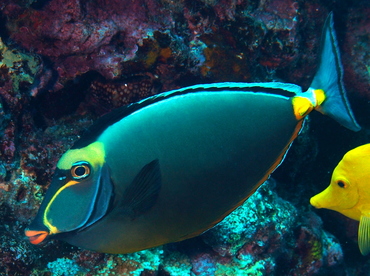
[313,89,326,106]
[292,96,314,120]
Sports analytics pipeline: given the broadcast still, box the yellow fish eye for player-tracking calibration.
[71,162,91,180]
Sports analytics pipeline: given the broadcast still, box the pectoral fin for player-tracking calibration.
[120,159,162,219]
[358,215,370,255]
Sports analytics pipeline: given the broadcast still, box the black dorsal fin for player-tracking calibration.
[72,82,300,149]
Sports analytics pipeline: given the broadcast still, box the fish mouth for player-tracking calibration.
[309,197,322,209]
[25,230,49,244]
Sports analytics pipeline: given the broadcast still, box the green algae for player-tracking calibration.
[0,37,40,93]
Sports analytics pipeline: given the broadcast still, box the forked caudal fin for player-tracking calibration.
[309,12,361,132]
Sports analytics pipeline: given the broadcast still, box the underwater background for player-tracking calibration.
[0,0,369,275]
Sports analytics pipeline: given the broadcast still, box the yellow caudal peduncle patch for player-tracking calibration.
[313,89,326,106]
[43,180,79,234]
[292,96,314,120]
[57,141,106,171]
[292,89,327,120]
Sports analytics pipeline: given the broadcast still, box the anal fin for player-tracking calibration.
[359,215,370,255]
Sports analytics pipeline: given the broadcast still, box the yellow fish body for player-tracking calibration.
[310,144,370,255]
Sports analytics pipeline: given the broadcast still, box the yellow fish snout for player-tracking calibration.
[310,178,360,220]
[310,195,323,209]
[310,190,335,210]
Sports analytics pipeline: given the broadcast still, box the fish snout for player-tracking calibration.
[309,185,341,210]
[310,187,333,209]
[310,196,322,209]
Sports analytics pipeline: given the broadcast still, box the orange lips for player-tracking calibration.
[25,230,49,244]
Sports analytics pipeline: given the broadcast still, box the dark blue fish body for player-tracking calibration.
[25,13,360,253]
[62,86,300,253]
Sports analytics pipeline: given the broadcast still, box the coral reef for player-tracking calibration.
[2,0,328,91]
[342,6,370,127]
[47,258,83,276]
[0,37,40,95]
[0,37,41,164]
[0,0,369,275]
[194,180,343,276]
[85,74,161,115]
[4,0,173,88]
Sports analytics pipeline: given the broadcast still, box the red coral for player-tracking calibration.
[85,74,160,115]
[74,250,105,272]
[0,120,16,163]
[342,7,370,126]
[6,0,171,85]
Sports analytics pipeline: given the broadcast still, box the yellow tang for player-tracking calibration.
[311,144,370,255]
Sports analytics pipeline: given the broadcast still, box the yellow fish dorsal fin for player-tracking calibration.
[359,215,370,255]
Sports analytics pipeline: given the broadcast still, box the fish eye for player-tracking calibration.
[337,180,346,188]
[71,162,91,180]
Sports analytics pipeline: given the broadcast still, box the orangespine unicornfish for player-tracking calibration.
[26,13,361,254]
[310,144,370,255]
